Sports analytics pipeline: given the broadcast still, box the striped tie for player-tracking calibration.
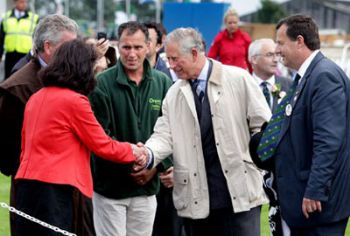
[257,74,301,161]
[261,81,271,107]
[192,79,205,102]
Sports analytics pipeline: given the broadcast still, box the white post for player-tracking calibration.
[65,0,69,17]
[126,0,130,21]
[97,0,104,32]
[155,0,161,23]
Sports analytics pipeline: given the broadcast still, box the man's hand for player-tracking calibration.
[95,38,109,58]
[160,167,174,188]
[131,144,148,172]
[130,168,157,185]
[302,197,322,219]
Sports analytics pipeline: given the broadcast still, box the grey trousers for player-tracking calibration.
[183,206,261,236]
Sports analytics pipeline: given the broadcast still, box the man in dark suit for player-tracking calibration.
[248,38,292,236]
[254,14,350,236]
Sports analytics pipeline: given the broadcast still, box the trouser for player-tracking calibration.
[152,185,186,236]
[290,218,348,236]
[93,192,157,236]
[4,52,26,79]
[183,206,261,236]
[15,180,74,236]
[14,179,95,236]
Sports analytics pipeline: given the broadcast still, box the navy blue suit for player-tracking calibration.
[274,52,350,228]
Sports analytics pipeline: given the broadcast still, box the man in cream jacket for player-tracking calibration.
[145,28,271,236]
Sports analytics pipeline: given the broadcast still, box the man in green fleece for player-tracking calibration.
[89,21,173,236]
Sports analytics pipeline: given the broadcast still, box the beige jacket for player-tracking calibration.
[146,59,271,219]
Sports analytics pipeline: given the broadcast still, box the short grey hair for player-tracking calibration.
[248,38,275,63]
[33,14,79,53]
[165,27,205,55]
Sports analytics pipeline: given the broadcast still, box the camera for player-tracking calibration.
[97,32,107,41]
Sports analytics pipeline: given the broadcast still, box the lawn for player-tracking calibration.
[0,174,348,236]
[0,174,10,236]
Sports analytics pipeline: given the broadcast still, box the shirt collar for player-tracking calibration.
[195,59,209,82]
[297,50,319,78]
[14,9,25,19]
[253,73,276,86]
[38,55,48,67]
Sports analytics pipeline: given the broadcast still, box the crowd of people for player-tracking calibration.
[1,1,350,236]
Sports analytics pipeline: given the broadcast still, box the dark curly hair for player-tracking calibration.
[41,39,97,95]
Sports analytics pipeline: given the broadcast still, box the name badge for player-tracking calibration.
[285,104,292,116]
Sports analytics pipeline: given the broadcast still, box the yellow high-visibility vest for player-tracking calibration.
[2,11,39,53]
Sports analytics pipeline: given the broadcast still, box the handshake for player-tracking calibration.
[131,142,151,172]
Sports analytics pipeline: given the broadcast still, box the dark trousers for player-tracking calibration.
[15,180,74,236]
[184,206,261,236]
[4,52,26,79]
[290,218,348,236]
[152,185,185,236]
[14,180,96,236]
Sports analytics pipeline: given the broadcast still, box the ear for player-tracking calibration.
[146,41,150,54]
[43,40,53,57]
[155,43,162,53]
[191,47,198,62]
[296,35,305,49]
[251,55,258,66]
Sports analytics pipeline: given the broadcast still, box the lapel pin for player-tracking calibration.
[285,104,292,116]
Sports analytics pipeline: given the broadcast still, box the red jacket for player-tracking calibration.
[208,29,251,71]
[15,87,135,197]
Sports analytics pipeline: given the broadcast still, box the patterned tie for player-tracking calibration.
[192,79,205,102]
[261,81,271,107]
[257,74,301,161]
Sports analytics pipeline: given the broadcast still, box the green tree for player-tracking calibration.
[255,0,286,23]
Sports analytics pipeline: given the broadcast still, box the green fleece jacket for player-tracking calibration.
[89,60,173,199]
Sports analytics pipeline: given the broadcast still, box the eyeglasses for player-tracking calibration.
[255,52,281,58]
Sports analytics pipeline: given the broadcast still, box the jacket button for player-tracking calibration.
[194,173,197,176]
[225,170,228,173]
[184,179,187,183]
[244,170,247,174]
[216,143,219,146]
[233,197,236,200]
[194,201,198,204]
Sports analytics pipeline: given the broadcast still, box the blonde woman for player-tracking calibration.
[208,8,252,71]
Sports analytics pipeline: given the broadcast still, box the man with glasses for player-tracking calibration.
[248,38,292,236]
[248,38,292,113]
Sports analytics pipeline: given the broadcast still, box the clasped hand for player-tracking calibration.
[131,142,149,172]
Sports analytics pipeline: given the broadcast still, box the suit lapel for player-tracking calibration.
[180,84,198,120]
[276,52,325,147]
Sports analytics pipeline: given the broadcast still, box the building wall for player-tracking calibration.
[242,0,350,33]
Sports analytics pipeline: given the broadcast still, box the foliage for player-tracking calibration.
[255,0,287,24]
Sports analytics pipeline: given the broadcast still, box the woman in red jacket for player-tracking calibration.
[208,8,252,71]
[14,39,146,235]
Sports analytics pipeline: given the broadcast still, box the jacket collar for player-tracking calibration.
[276,51,325,147]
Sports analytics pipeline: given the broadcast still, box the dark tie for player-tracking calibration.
[192,79,205,102]
[261,81,271,107]
[257,74,301,161]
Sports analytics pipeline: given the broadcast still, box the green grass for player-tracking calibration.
[0,175,348,236]
[0,174,11,236]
